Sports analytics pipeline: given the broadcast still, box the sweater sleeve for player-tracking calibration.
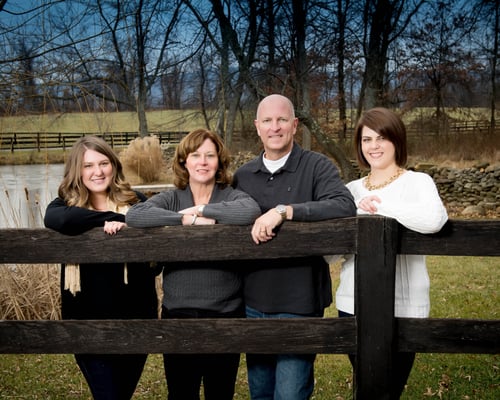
[44,197,125,235]
[366,172,448,234]
[202,188,261,225]
[126,190,183,227]
[126,187,261,227]
[291,154,356,221]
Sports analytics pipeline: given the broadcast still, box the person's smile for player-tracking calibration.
[367,150,383,159]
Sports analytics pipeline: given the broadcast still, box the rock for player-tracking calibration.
[473,162,489,169]
[414,163,435,171]
[461,205,486,216]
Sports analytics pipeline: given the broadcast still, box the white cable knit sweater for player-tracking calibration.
[335,170,448,318]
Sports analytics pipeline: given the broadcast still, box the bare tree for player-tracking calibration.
[334,0,355,140]
[404,0,484,130]
[357,0,424,115]
[475,0,499,133]
[0,0,186,134]
[0,1,95,114]
[292,0,311,150]
[489,0,499,132]
[277,1,358,177]
[0,0,494,154]
[93,0,184,136]
[16,40,39,112]
[160,57,186,109]
[184,0,266,147]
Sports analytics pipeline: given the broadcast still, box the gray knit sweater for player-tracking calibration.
[126,185,261,312]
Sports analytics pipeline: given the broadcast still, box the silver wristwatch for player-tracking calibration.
[275,204,287,221]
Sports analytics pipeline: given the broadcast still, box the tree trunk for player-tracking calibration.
[136,2,149,137]
[298,111,356,181]
[336,0,348,139]
[216,36,231,142]
[293,0,311,150]
[490,0,498,134]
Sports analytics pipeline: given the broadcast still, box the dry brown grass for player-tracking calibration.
[0,264,60,320]
[120,135,170,184]
[407,131,500,169]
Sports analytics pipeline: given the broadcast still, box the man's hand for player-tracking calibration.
[251,209,282,244]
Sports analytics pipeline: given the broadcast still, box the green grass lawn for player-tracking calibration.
[0,256,498,399]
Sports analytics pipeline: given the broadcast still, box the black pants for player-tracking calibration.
[338,310,415,399]
[162,307,244,400]
[75,353,147,400]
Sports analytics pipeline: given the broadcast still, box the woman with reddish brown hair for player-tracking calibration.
[126,128,260,400]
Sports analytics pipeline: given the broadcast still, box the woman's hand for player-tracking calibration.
[104,221,127,235]
[358,195,382,214]
[179,206,198,215]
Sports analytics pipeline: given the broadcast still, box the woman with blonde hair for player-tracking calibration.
[44,135,160,399]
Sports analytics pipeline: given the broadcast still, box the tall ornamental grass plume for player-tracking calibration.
[120,135,167,184]
[0,181,61,320]
[0,264,61,320]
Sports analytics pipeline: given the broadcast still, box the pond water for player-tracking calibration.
[0,163,173,228]
[0,164,64,228]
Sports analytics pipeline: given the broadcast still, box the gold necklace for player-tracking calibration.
[364,168,405,191]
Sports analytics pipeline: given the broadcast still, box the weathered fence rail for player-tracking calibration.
[406,120,498,136]
[0,216,499,399]
[0,131,187,152]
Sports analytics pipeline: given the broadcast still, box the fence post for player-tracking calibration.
[354,216,399,399]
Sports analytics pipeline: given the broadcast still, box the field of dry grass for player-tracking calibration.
[0,107,495,133]
[0,110,215,134]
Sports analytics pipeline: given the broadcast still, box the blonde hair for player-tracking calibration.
[172,129,232,189]
[58,135,139,208]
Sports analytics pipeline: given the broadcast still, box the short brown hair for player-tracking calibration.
[172,129,232,189]
[354,107,408,169]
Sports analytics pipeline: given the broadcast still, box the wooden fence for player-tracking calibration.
[1,120,498,152]
[0,131,187,152]
[0,216,499,399]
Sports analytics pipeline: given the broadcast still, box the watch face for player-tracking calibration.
[276,205,286,219]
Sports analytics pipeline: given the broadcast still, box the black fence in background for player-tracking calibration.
[1,120,498,152]
[0,131,188,152]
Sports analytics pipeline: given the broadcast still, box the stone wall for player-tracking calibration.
[414,163,500,217]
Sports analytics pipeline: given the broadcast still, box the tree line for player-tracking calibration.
[0,0,498,177]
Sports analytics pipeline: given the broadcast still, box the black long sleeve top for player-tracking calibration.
[44,193,159,320]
